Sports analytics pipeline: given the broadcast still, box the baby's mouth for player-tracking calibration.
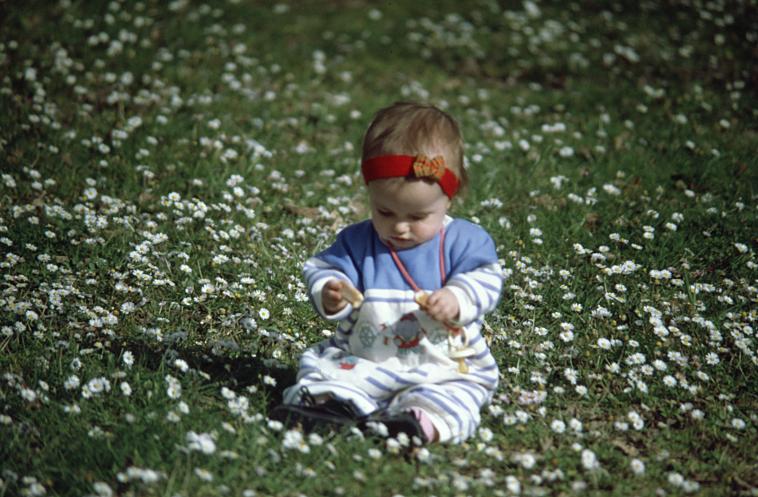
[391,236,412,243]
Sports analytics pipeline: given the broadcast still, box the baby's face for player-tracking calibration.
[368,178,450,250]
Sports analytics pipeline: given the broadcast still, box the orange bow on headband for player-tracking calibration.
[361,154,460,198]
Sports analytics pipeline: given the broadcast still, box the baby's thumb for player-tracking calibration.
[426,292,439,306]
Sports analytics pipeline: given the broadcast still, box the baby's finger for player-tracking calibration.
[426,292,442,307]
[432,295,451,311]
[427,303,446,320]
[425,298,440,312]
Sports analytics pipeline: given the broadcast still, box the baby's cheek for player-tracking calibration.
[418,223,439,242]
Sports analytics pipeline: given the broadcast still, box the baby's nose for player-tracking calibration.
[393,221,409,233]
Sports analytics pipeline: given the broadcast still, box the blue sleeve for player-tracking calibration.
[301,221,373,320]
[311,221,373,291]
[445,219,499,277]
[443,219,504,324]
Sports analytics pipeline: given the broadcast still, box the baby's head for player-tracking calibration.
[362,102,468,191]
[361,102,467,249]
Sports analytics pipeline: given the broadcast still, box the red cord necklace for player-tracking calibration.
[387,228,446,291]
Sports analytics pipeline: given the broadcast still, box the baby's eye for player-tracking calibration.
[377,209,393,217]
[410,214,429,221]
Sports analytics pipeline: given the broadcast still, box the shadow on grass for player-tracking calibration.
[109,336,298,412]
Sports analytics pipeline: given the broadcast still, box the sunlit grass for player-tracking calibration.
[1,1,756,496]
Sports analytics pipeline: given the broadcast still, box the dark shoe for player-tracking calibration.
[269,397,363,434]
[361,409,427,444]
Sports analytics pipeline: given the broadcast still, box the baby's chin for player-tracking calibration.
[384,236,418,250]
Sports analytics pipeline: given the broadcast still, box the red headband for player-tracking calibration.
[361,154,460,199]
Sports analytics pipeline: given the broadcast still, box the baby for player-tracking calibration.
[274,102,503,444]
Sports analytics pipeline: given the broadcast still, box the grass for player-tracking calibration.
[1,0,756,496]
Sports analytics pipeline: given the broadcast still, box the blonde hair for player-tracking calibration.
[362,102,468,192]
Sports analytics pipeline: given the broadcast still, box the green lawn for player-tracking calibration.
[1,1,756,496]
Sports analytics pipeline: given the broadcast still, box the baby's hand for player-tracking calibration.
[322,279,347,314]
[322,279,363,314]
[422,288,460,323]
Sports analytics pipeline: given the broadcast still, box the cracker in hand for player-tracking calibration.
[414,291,430,309]
[340,284,364,308]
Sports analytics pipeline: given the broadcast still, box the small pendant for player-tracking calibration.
[449,346,474,374]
